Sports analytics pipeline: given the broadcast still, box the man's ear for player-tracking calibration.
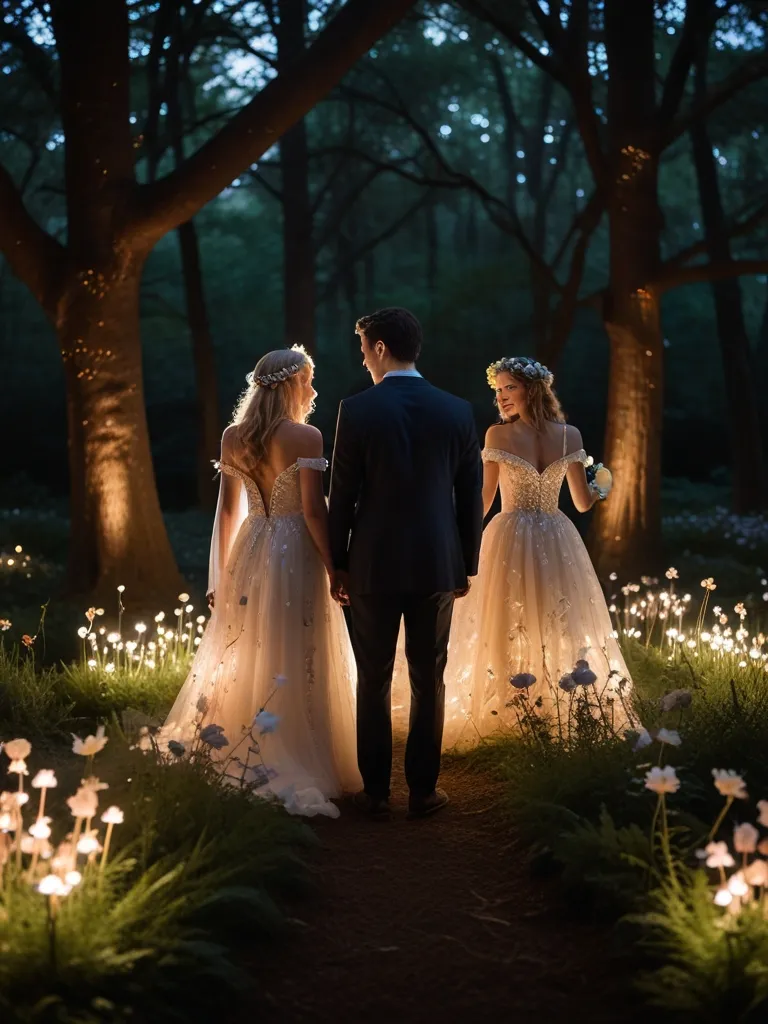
[375,341,386,358]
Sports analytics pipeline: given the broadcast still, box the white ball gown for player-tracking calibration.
[392,429,634,747]
[163,456,361,817]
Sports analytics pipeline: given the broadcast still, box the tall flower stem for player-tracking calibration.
[99,821,115,877]
[708,796,734,842]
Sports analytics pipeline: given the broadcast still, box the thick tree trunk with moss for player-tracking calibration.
[0,0,419,601]
[61,266,183,600]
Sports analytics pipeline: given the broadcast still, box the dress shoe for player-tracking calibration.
[407,787,449,820]
[353,790,391,819]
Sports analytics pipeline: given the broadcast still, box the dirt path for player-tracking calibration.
[258,750,642,1023]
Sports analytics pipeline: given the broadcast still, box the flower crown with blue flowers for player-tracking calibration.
[486,356,554,389]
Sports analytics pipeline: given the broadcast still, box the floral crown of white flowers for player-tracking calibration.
[245,362,302,390]
[486,356,554,388]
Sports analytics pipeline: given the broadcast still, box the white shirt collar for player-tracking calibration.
[382,369,422,379]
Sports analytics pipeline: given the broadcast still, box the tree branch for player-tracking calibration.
[134,0,419,240]
[0,161,65,314]
[662,48,768,150]
[656,0,717,129]
[319,190,429,302]
[460,0,566,84]
[657,259,768,292]
[661,192,768,272]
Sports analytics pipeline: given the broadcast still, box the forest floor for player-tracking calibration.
[257,745,645,1024]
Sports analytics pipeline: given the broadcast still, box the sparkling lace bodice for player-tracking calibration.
[217,458,328,519]
[483,447,587,514]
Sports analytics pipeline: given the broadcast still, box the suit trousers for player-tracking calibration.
[348,591,455,800]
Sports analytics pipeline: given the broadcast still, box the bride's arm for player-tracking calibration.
[564,425,599,513]
[208,427,246,604]
[482,426,501,517]
[297,427,335,577]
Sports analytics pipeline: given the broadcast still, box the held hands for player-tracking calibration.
[330,569,351,607]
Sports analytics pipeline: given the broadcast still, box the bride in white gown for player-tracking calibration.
[164,347,361,817]
[392,356,634,747]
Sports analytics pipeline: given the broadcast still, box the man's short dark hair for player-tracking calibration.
[355,307,423,363]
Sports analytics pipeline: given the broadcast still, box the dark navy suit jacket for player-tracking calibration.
[328,375,483,595]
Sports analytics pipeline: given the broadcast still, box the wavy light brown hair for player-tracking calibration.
[231,346,314,468]
[487,356,565,432]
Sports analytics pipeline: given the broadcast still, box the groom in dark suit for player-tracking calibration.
[328,307,483,819]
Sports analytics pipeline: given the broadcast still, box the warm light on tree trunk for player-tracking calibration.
[0,0,419,600]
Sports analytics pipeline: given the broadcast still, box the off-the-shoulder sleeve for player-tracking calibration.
[564,448,588,466]
[481,447,506,463]
[296,457,329,472]
[208,461,248,597]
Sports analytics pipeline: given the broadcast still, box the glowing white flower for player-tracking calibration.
[76,832,102,856]
[254,711,280,735]
[713,769,748,800]
[31,770,57,790]
[65,870,82,887]
[67,786,99,819]
[14,791,28,806]
[644,766,680,795]
[71,725,108,757]
[135,622,147,633]
[665,567,679,580]
[656,728,681,747]
[28,817,52,840]
[0,812,13,831]
[714,887,732,906]
[734,822,759,854]
[700,841,735,869]
[7,759,28,775]
[104,663,115,674]
[3,739,31,761]
[728,872,749,897]
[38,874,68,896]
[107,632,120,644]
[101,805,124,825]
[77,626,89,639]
[630,727,653,751]
[745,859,768,887]
[178,592,190,603]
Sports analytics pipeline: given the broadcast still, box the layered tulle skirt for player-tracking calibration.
[393,509,634,747]
[164,513,361,816]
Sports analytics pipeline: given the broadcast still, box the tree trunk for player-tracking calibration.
[690,51,765,513]
[176,219,220,511]
[590,0,663,577]
[60,265,183,601]
[278,0,316,352]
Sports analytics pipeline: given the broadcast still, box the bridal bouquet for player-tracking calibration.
[585,456,612,500]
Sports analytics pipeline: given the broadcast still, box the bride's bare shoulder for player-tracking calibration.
[220,424,240,459]
[275,421,324,459]
[563,422,584,451]
[485,422,509,446]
